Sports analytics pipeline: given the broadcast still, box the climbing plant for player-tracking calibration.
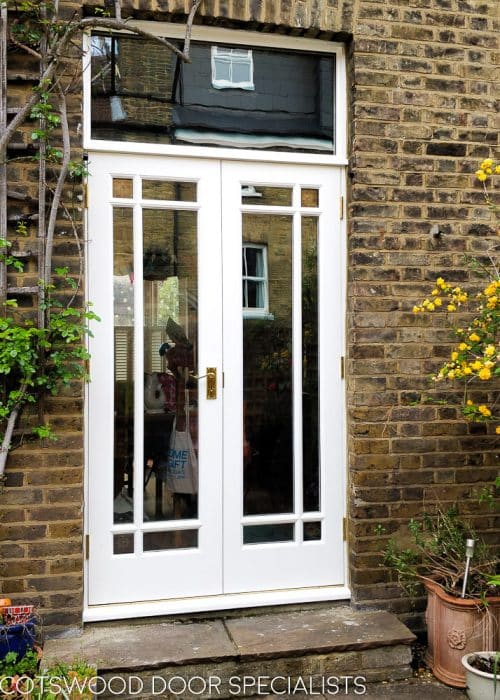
[0,0,201,485]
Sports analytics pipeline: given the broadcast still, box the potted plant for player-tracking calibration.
[462,651,500,700]
[380,506,500,688]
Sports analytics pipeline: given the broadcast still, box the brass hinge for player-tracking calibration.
[339,195,344,220]
[340,355,345,379]
[342,517,347,541]
[85,534,89,560]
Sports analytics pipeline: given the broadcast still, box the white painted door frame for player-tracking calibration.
[84,154,348,621]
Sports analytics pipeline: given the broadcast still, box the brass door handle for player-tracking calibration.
[189,367,217,400]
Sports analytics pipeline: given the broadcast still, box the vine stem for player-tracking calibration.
[0,384,27,479]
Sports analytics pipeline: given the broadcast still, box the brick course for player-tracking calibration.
[1,0,498,632]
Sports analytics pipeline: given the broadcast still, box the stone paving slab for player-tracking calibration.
[262,679,466,698]
[44,619,236,670]
[225,607,415,659]
[362,679,466,698]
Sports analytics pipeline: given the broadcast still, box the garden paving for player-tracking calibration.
[42,606,466,697]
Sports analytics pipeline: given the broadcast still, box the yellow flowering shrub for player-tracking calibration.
[414,163,499,430]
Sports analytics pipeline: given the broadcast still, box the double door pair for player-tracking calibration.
[87,154,345,611]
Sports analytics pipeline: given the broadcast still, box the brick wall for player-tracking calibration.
[345,0,498,627]
[1,0,498,632]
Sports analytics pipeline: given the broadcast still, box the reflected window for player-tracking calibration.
[211,47,254,90]
[242,244,268,316]
[90,35,335,153]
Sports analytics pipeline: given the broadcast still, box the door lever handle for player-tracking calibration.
[189,367,217,400]
[189,371,216,380]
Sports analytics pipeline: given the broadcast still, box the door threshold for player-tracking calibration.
[83,585,351,623]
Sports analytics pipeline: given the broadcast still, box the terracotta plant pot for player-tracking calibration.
[425,580,500,688]
[462,652,500,700]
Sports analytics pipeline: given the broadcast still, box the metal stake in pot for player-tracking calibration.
[461,538,475,598]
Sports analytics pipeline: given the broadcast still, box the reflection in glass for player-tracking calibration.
[242,245,267,311]
[241,186,292,207]
[303,521,322,541]
[113,208,134,524]
[142,208,199,523]
[301,188,319,208]
[243,214,293,516]
[143,530,198,551]
[243,523,294,544]
[302,217,320,512]
[113,533,134,554]
[90,35,335,154]
[113,178,133,198]
[142,180,196,202]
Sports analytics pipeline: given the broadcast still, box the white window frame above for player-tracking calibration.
[82,24,347,166]
[211,47,254,90]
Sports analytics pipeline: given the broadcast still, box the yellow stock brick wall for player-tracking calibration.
[0,0,498,631]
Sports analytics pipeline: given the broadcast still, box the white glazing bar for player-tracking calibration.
[292,185,303,539]
[133,176,144,554]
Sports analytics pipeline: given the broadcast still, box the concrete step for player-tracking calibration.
[43,605,416,699]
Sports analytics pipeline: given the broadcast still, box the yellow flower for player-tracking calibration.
[447,304,456,312]
[431,289,439,296]
[427,303,435,311]
[459,343,468,351]
[484,345,495,357]
[480,159,493,169]
[451,351,458,361]
[434,297,442,306]
[463,367,472,375]
[467,400,473,406]
[496,426,500,434]
[469,333,480,342]
[478,405,491,417]
[495,165,500,175]
[476,170,487,182]
[436,277,445,287]
[412,306,421,313]
[478,367,491,380]
[471,360,482,371]
[448,370,456,379]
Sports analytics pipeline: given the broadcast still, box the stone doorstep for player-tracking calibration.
[42,606,416,697]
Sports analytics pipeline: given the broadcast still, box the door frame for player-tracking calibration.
[83,154,348,623]
[83,25,349,622]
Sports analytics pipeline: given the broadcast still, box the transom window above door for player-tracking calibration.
[89,33,337,154]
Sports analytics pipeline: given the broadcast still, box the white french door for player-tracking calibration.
[86,153,345,611]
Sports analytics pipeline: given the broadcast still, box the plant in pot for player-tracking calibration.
[462,651,500,700]
[380,506,500,688]
[384,159,500,688]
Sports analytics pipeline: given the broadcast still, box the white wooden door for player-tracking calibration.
[222,162,345,593]
[87,154,223,605]
[86,155,345,609]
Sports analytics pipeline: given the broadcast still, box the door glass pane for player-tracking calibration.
[143,208,199,523]
[113,207,134,524]
[243,523,294,544]
[241,185,292,206]
[113,533,134,554]
[303,521,322,541]
[301,188,319,208]
[142,180,197,202]
[143,530,198,551]
[302,216,320,512]
[243,214,293,516]
[113,178,133,198]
